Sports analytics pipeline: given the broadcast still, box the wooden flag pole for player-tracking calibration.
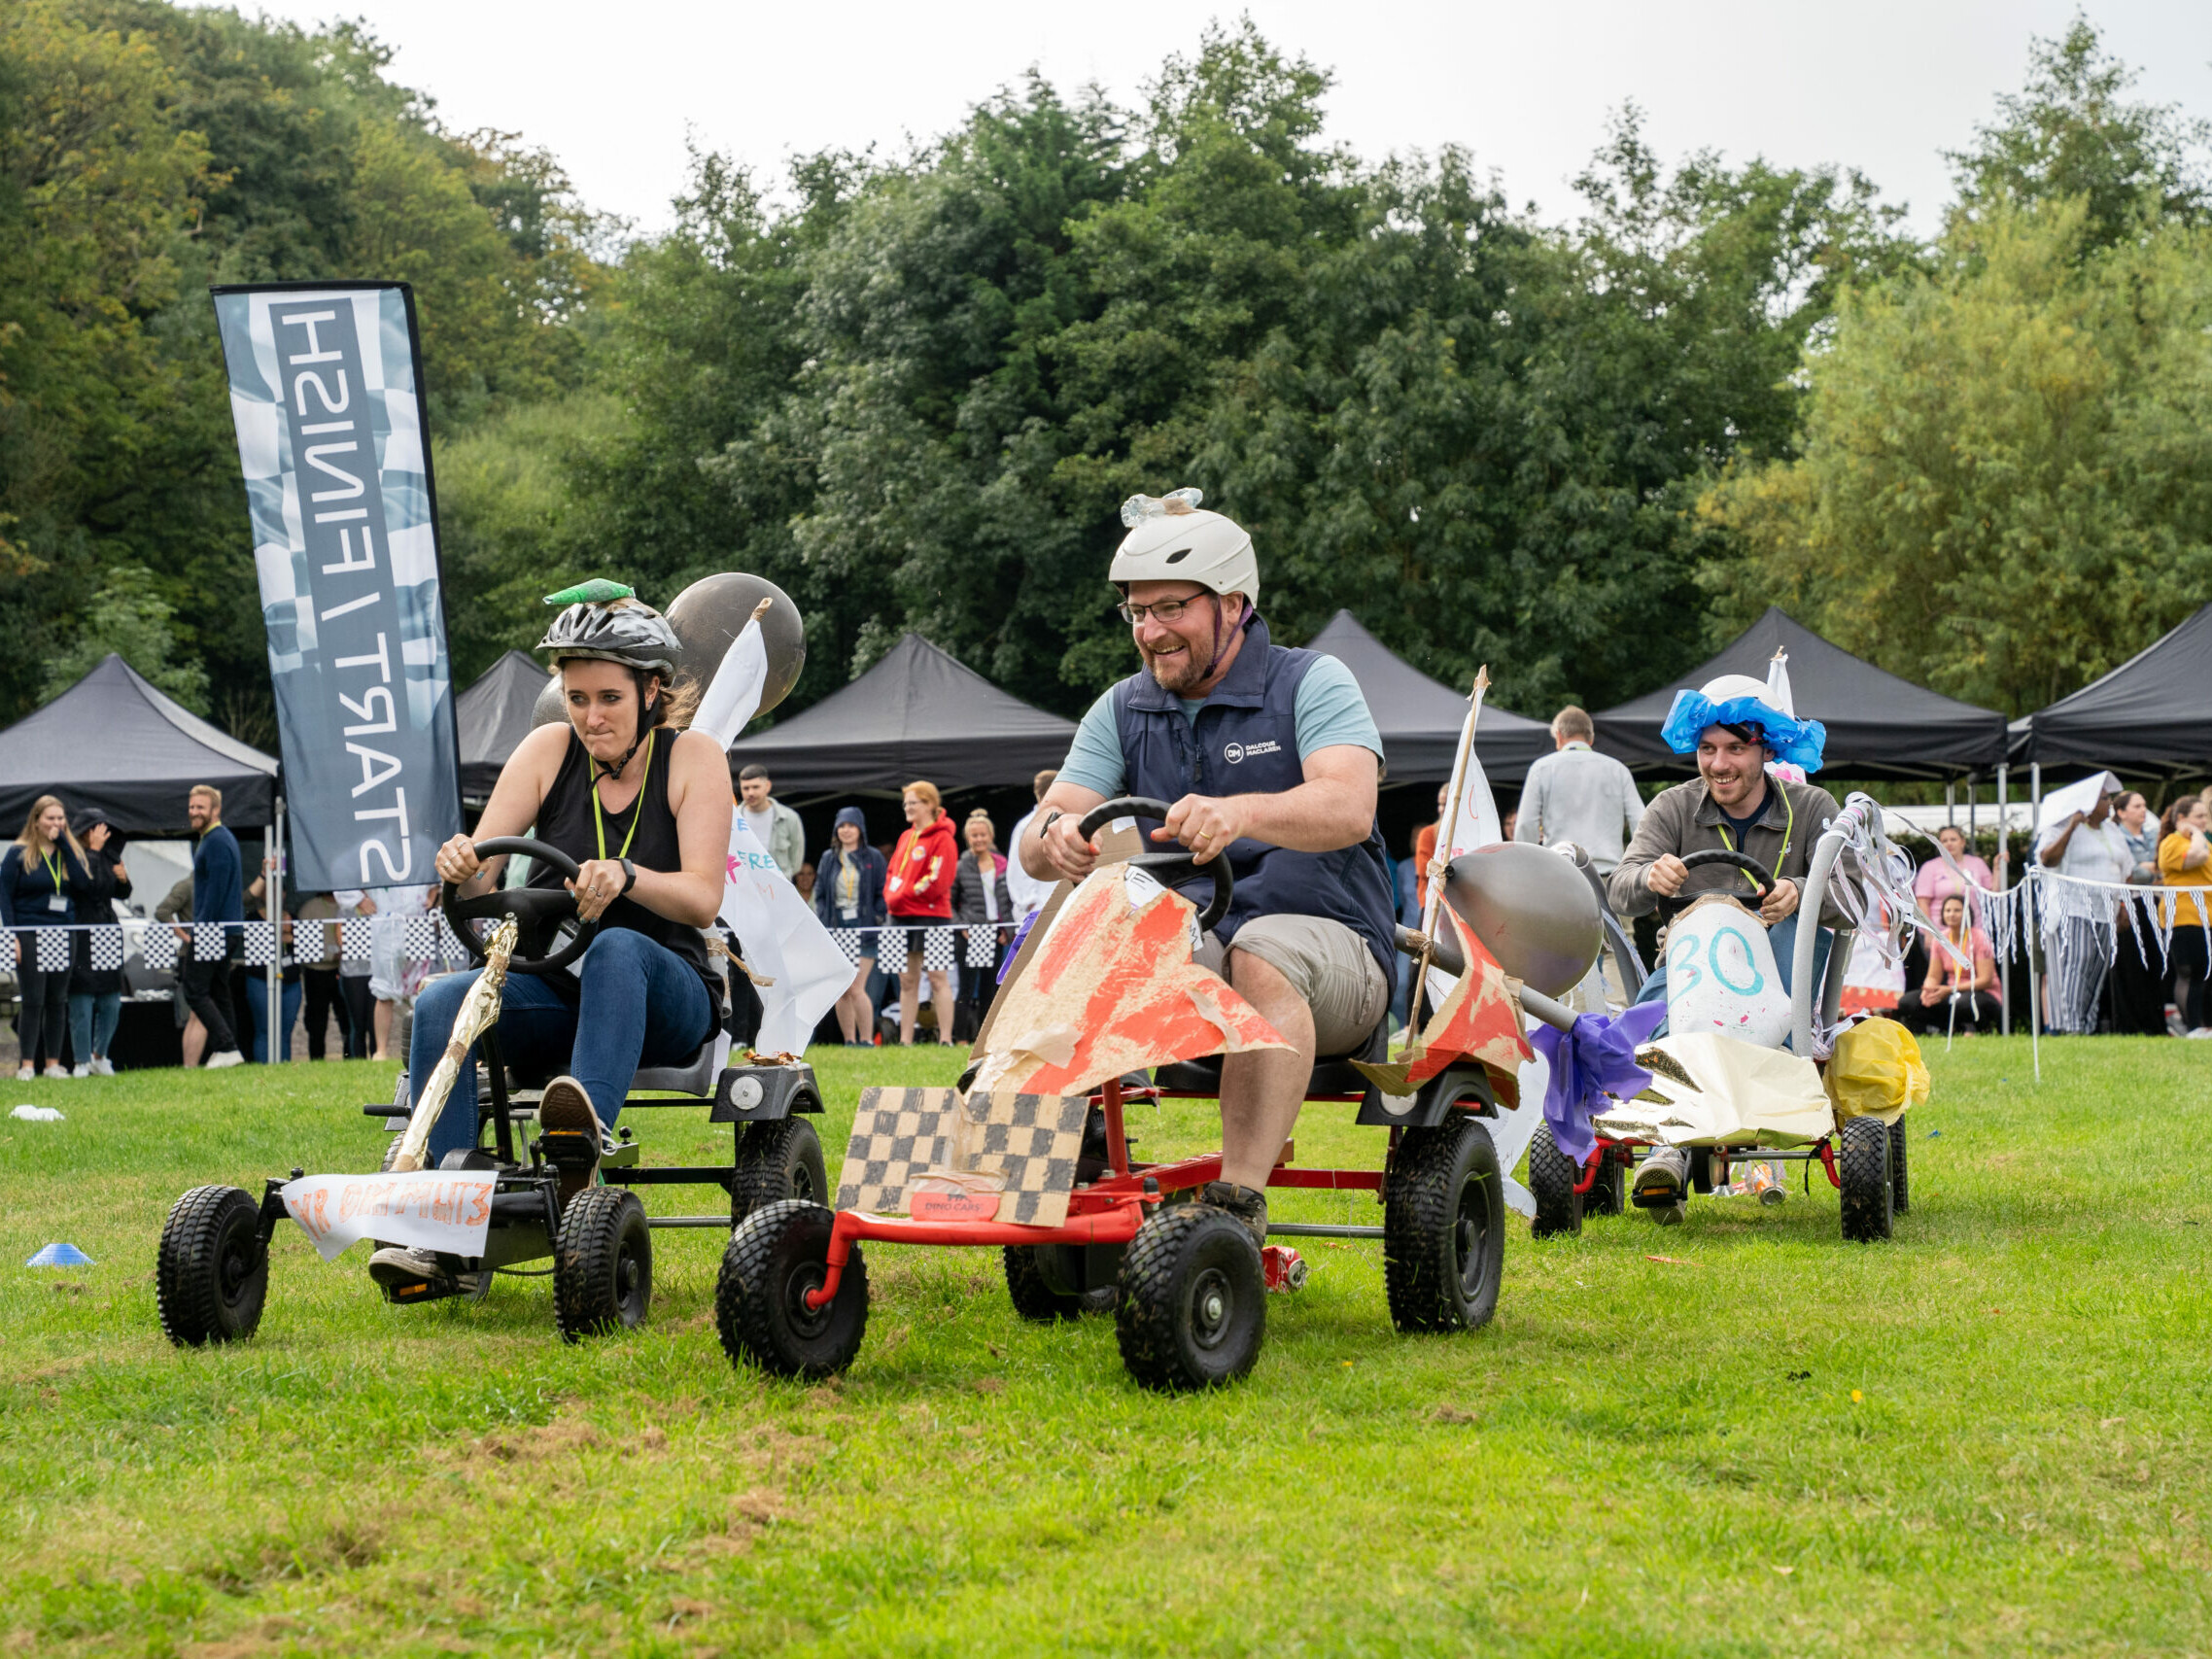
[1408,666,1489,1034]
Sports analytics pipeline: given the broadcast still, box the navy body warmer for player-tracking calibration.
[1111,615,1398,982]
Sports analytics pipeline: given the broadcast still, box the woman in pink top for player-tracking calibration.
[1914,824,1996,922]
[1896,893,2000,1034]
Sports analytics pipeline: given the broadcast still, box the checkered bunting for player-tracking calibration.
[963,925,996,968]
[300,918,341,964]
[828,927,864,965]
[436,916,467,960]
[86,927,123,973]
[340,916,374,969]
[922,928,956,973]
[835,1087,963,1216]
[193,922,228,958]
[139,925,178,973]
[401,916,442,959]
[241,921,276,966]
[832,1087,1089,1227]
[35,928,70,972]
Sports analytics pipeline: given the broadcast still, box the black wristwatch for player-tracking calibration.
[618,856,639,897]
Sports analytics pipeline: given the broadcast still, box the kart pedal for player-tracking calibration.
[539,1128,600,1172]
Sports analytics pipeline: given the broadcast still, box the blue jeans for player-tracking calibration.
[246,976,303,1062]
[408,927,715,1165]
[67,991,121,1064]
[1635,913,1833,1049]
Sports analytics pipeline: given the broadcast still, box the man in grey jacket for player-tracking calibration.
[737,765,806,880]
[1515,706,1642,874]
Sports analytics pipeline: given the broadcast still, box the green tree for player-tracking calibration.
[40,563,210,710]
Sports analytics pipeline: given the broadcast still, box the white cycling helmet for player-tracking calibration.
[1110,488,1260,612]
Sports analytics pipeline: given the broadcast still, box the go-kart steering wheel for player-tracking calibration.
[441,836,600,976]
[1655,847,1777,918]
[1077,796,1234,933]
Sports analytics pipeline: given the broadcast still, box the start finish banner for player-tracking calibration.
[212,282,462,891]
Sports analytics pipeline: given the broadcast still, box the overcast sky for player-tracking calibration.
[228,1,2209,237]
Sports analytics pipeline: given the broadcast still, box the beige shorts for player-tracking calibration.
[1197,914,1391,1057]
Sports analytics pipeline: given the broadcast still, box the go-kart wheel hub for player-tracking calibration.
[1190,1266,1233,1351]
[785,1263,833,1338]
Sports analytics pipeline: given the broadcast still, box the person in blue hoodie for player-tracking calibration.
[813,806,887,1044]
[3,794,99,1081]
[180,784,246,1069]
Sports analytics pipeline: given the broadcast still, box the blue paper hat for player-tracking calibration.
[1660,657,1826,775]
[26,1242,93,1267]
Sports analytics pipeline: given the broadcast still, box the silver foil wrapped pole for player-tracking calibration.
[389,918,517,1173]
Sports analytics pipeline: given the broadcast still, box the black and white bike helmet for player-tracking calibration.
[536,579,681,676]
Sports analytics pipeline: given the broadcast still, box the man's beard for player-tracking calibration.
[1144,644,1207,696]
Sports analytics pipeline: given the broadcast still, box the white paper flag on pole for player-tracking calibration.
[697,609,851,1054]
[1417,679,1503,1012]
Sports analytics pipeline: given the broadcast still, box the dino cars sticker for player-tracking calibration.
[281,1170,498,1262]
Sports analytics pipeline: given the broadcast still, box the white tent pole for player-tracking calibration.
[1995,763,2009,1036]
[266,794,285,1065]
[1945,778,1956,823]
[2029,762,2042,1081]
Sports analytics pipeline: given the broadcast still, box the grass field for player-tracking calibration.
[2,1036,2208,1656]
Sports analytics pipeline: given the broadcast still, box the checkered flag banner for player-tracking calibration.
[834,1087,1087,1227]
[964,925,996,968]
[194,921,228,958]
[836,1087,962,1215]
[139,925,178,973]
[922,928,956,973]
[401,916,442,959]
[241,921,276,966]
[828,927,864,964]
[341,916,374,968]
[35,928,70,972]
[87,927,123,973]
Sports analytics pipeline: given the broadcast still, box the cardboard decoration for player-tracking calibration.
[1587,1033,1835,1149]
[836,1087,1090,1227]
[1661,894,1791,1050]
[1352,905,1533,1103]
[965,862,1289,1099]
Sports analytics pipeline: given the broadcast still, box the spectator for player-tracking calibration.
[1514,707,1643,874]
[66,813,129,1077]
[2106,793,2168,1034]
[814,806,887,1045]
[154,873,202,1059]
[2116,793,2159,882]
[4,795,99,1081]
[178,784,246,1068]
[950,808,1014,1038]
[333,890,376,1058]
[338,882,435,1060]
[884,779,958,1046]
[2159,796,2212,1038]
[244,858,302,1063]
[294,892,354,1060]
[1501,808,1517,843]
[1894,893,2000,1034]
[1914,824,1997,923]
[1004,770,1058,920]
[793,860,816,905]
[2033,774,2131,1035]
[737,764,805,880]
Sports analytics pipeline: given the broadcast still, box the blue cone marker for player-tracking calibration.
[26,1242,93,1267]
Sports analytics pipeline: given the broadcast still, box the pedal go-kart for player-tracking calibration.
[713,798,1593,1392]
[155,836,825,1348]
[1522,800,1921,1244]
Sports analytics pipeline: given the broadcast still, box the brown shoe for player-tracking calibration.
[537,1075,604,1210]
[1198,1180,1268,1250]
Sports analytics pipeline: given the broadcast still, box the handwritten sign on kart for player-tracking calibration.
[281,1170,498,1263]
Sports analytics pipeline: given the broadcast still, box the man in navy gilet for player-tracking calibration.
[1020,489,1397,1249]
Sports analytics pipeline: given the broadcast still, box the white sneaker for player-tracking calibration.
[42,1065,68,1081]
[72,1065,90,1079]
[14,1062,28,1082]
[89,1057,114,1077]
[206,1050,247,1069]
[2189,1028,2212,1040]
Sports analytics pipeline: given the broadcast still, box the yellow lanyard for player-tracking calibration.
[591,730,655,864]
[39,848,62,893]
[1714,786,1794,875]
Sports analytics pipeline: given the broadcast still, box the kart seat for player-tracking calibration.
[1153,1016,1390,1097]
[629,1036,719,1098]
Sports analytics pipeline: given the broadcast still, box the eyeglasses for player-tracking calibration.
[1118,592,1212,625]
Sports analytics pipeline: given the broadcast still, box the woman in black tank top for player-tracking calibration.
[396,590,737,1186]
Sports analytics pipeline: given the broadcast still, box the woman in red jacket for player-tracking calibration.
[884,779,959,1045]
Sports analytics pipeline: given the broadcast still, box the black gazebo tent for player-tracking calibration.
[1305,610,1553,785]
[456,649,550,800]
[2025,604,2212,775]
[0,654,278,833]
[726,633,1076,795]
[1593,607,2009,779]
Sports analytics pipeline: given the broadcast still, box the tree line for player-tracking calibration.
[3,4,2206,742]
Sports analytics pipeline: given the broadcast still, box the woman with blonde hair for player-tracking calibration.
[883,779,959,1045]
[3,795,96,1080]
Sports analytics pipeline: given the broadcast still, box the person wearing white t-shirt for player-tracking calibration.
[1004,769,1057,921]
[2035,772,2131,1033]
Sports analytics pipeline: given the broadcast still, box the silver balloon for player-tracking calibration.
[529,572,808,729]
[1441,842,1602,998]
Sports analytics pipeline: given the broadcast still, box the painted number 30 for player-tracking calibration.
[1667,924,1767,998]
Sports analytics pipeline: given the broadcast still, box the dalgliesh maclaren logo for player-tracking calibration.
[1223,739,1280,765]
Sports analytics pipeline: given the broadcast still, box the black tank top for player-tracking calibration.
[528,730,721,1013]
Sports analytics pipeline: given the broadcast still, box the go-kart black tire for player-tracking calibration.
[1838,1116,1893,1243]
[1384,1113,1504,1333]
[157,1185,267,1348]
[1003,1245,1120,1322]
[1526,1121,1582,1239]
[716,1200,868,1379]
[1584,1153,1625,1217]
[1116,1206,1264,1391]
[731,1118,828,1227]
[553,1187,652,1341]
[1888,1118,1910,1215]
